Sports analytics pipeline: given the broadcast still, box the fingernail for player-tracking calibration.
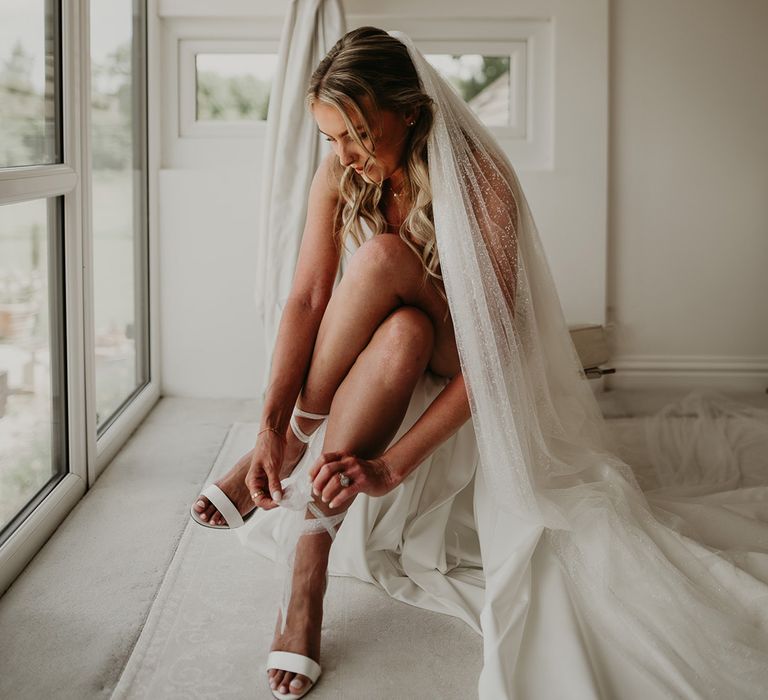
[274,491,282,502]
[329,500,337,508]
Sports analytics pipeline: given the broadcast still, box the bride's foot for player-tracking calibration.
[192,446,259,526]
[267,534,330,695]
[192,410,327,526]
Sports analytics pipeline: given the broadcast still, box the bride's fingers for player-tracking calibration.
[309,451,344,481]
[328,483,358,509]
[311,458,345,495]
[319,475,343,505]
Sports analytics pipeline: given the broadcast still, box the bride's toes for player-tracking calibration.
[193,497,207,514]
[279,671,295,694]
[287,674,309,694]
[270,669,285,691]
[273,671,309,695]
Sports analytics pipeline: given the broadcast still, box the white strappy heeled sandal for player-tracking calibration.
[266,504,343,699]
[189,404,328,530]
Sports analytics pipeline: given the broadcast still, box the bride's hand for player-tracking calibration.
[244,431,286,510]
[308,450,399,510]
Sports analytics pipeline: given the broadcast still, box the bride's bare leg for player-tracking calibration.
[267,305,435,695]
[196,235,453,526]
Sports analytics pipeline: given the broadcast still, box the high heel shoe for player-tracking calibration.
[265,504,343,699]
[190,404,328,530]
[265,573,333,698]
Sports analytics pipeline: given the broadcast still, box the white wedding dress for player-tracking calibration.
[238,29,768,699]
[237,222,768,699]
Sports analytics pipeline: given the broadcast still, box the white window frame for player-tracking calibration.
[179,38,279,139]
[162,15,283,167]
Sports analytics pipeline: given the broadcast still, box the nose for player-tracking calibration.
[337,142,357,168]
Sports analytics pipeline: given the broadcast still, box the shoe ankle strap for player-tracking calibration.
[306,501,345,539]
[290,405,329,443]
[293,405,329,420]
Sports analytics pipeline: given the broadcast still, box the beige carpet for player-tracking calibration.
[111,422,483,699]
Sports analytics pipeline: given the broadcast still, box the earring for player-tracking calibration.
[408,121,415,126]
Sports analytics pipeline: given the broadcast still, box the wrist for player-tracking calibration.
[257,426,286,442]
[380,450,408,488]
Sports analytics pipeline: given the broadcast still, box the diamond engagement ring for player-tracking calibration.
[338,472,351,488]
[251,489,264,498]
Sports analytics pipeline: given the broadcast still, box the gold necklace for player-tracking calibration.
[389,179,406,199]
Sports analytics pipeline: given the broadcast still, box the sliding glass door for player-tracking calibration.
[0,0,69,541]
[0,0,152,594]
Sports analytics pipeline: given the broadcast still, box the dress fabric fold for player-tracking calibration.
[239,27,768,700]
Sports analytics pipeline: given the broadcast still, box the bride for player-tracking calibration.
[191,26,768,699]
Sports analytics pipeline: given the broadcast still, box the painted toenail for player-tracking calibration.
[269,680,276,689]
[290,678,303,688]
[279,686,287,693]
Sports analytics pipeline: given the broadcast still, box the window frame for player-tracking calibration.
[179,38,279,138]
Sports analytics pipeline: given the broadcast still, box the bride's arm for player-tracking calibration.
[381,371,471,484]
[259,152,342,435]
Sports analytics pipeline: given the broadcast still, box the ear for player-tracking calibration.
[403,109,418,126]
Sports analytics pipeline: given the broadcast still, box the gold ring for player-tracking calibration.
[252,489,264,498]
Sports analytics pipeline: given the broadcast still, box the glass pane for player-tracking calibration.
[196,53,277,122]
[425,54,511,127]
[0,0,61,167]
[0,198,67,536]
[91,1,149,431]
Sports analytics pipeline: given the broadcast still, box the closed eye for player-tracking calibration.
[324,132,369,143]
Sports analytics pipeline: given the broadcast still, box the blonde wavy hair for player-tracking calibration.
[307,26,448,312]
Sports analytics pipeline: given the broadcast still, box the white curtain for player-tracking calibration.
[253,0,346,399]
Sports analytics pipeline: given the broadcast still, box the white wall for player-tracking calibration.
[154,0,768,397]
[606,0,768,390]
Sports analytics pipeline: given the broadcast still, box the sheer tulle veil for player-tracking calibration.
[268,29,768,695]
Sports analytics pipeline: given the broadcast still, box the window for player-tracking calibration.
[425,54,512,127]
[195,53,277,123]
[177,40,279,140]
[0,0,67,539]
[90,0,150,433]
[0,0,152,595]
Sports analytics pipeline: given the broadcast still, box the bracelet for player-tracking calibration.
[257,426,286,442]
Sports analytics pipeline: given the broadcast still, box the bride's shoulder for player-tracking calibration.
[313,151,342,202]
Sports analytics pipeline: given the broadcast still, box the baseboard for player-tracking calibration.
[604,354,768,393]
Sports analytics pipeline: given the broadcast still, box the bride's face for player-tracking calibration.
[312,98,412,184]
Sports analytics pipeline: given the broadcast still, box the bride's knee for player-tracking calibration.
[347,233,422,283]
[372,306,435,365]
